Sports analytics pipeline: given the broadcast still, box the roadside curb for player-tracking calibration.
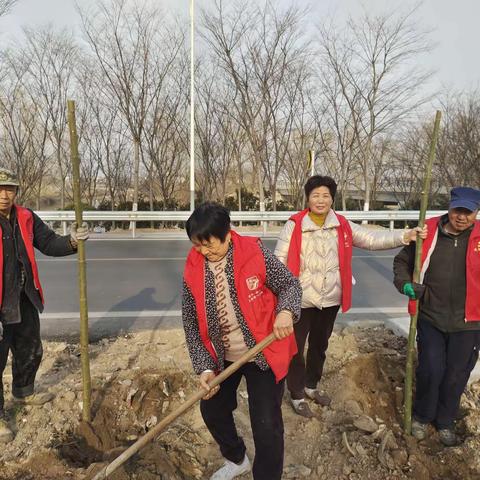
[384,317,409,338]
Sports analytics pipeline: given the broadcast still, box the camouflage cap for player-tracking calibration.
[0,168,19,187]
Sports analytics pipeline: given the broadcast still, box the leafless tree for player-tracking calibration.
[195,65,244,203]
[0,87,50,206]
[79,0,183,218]
[0,0,18,17]
[195,66,220,201]
[1,0,474,216]
[318,4,433,212]
[0,54,50,208]
[81,67,133,213]
[436,91,480,189]
[20,26,79,208]
[315,67,360,210]
[383,118,446,209]
[142,52,189,209]
[281,81,323,209]
[383,127,427,208]
[201,0,310,212]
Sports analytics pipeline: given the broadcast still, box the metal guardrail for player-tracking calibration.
[37,210,447,222]
[39,209,448,238]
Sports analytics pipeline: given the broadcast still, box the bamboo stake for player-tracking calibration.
[67,99,92,423]
[403,110,442,434]
[90,332,277,480]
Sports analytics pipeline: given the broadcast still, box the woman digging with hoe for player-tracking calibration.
[182,202,301,480]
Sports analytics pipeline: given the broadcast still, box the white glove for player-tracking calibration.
[70,222,89,242]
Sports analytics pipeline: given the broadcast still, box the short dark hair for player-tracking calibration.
[304,175,337,199]
[186,202,231,242]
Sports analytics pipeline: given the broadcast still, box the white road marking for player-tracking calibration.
[37,254,395,262]
[343,307,406,314]
[85,235,279,241]
[40,307,407,320]
[36,257,186,262]
[353,255,395,258]
[40,310,182,319]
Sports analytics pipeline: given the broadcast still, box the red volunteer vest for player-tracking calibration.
[408,216,480,321]
[286,209,353,313]
[0,205,44,309]
[183,230,298,382]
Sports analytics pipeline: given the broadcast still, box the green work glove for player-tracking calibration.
[403,282,416,300]
[402,282,426,300]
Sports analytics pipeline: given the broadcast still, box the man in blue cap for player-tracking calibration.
[393,186,480,446]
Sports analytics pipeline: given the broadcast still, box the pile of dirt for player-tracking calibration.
[1,326,480,479]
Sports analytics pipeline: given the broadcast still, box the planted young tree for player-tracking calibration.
[67,99,92,423]
[403,110,442,435]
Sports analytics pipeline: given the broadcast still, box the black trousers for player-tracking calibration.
[0,293,43,413]
[287,306,340,400]
[200,362,285,480]
[414,318,480,430]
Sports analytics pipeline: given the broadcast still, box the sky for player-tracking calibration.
[0,0,479,93]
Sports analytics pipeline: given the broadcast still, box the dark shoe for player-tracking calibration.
[0,418,14,443]
[411,420,428,440]
[291,399,314,418]
[438,428,459,447]
[13,392,54,406]
[305,389,331,407]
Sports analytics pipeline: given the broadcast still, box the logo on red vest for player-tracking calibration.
[246,276,259,291]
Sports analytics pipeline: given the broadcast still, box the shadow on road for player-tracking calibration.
[89,287,180,341]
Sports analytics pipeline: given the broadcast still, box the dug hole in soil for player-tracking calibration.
[1,326,480,480]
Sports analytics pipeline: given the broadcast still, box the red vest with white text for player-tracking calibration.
[408,216,480,321]
[183,231,297,382]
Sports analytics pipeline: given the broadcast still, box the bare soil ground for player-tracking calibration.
[1,325,480,480]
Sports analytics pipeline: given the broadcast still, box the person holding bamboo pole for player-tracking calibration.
[0,167,88,443]
[394,186,480,446]
[182,202,301,480]
[275,175,427,418]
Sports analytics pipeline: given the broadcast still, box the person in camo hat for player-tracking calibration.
[0,167,89,443]
[394,186,480,446]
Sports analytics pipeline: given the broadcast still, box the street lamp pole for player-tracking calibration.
[189,0,195,211]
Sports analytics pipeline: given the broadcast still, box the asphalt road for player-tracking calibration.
[36,238,409,338]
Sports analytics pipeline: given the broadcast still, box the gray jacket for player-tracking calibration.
[274,209,408,309]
